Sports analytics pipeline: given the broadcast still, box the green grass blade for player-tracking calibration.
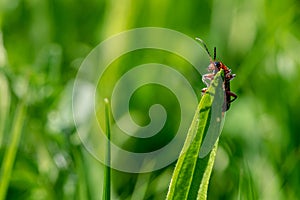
[0,73,10,147]
[197,139,218,200]
[0,102,26,200]
[237,161,258,200]
[103,98,111,200]
[166,70,224,200]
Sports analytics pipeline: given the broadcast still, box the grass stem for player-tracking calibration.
[0,102,26,200]
[103,98,111,200]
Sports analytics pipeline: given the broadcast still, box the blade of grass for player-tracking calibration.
[0,31,10,147]
[0,101,26,200]
[197,139,218,200]
[73,147,91,200]
[130,158,156,200]
[0,73,10,147]
[103,98,111,200]
[237,161,257,200]
[166,70,224,200]
[130,171,151,200]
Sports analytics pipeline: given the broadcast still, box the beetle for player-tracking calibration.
[196,38,237,111]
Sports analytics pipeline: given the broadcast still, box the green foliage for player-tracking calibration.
[1,0,300,199]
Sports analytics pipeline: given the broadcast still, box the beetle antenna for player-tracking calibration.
[195,38,212,61]
[213,47,216,61]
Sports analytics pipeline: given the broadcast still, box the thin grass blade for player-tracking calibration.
[103,98,111,200]
[0,102,26,200]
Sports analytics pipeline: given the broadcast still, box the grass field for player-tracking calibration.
[1,0,300,199]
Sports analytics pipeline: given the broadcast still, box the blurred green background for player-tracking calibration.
[1,0,300,199]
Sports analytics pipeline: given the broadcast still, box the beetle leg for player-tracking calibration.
[202,73,215,87]
[201,87,207,95]
[226,91,237,103]
[226,73,236,81]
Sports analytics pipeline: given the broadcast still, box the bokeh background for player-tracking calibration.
[1,0,300,199]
